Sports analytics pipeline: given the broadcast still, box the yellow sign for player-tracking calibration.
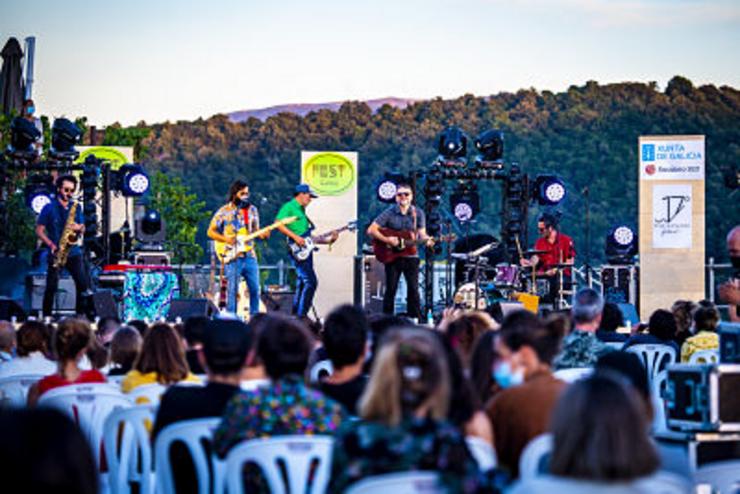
[302,152,356,196]
[75,146,130,171]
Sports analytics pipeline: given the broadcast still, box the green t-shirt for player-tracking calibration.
[276,198,311,236]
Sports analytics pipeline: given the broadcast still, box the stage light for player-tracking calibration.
[49,118,82,161]
[136,208,166,244]
[533,175,567,206]
[606,224,638,264]
[116,163,150,197]
[450,184,480,223]
[437,126,467,166]
[374,172,406,203]
[7,117,41,160]
[474,129,504,169]
[24,175,53,214]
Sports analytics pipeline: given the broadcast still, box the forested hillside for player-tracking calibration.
[105,76,740,265]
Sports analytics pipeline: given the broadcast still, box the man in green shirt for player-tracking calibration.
[276,184,336,317]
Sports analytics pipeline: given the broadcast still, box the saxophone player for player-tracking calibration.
[36,175,92,318]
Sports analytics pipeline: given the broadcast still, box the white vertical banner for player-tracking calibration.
[300,151,358,318]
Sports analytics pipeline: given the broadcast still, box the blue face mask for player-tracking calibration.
[493,361,525,389]
[26,106,35,115]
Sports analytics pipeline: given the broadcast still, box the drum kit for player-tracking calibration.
[452,244,572,312]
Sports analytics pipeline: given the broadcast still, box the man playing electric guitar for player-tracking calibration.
[207,180,268,316]
[367,183,434,320]
[276,183,338,318]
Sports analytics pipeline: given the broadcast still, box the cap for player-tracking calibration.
[202,319,252,373]
[294,183,318,198]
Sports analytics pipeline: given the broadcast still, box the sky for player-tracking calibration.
[2,0,739,126]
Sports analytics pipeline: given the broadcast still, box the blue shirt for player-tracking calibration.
[37,197,84,258]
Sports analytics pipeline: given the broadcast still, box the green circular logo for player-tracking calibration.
[302,153,356,196]
[76,147,130,171]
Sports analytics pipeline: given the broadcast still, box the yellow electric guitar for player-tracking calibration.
[215,216,297,264]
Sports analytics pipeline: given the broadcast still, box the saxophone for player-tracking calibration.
[53,200,79,269]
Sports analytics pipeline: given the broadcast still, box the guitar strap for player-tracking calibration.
[411,205,417,235]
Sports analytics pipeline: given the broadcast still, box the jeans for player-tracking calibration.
[226,255,261,315]
[43,253,92,317]
[383,256,421,320]
[292,254,318,317]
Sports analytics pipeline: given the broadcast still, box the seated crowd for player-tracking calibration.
[0,284,730,493]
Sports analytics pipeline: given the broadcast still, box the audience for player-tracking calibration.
[623,309,680,354]
[108,326,142,376]
[595,302,628,343]
[553,288,613,370]
[470,331,500,406]
[213,314,346,456]
[510,374,689,493]
[445,311,498,367]
[240,314,269,390]
[0,320,16,363]
[329,327,485,493]
[96,316,121,348]
[0,408,98,494]
[182,315,207,375]
[120,322,200,393]
[0,320,55,378]
[718,225,739,322]
[671,300,697,347]
[485,311,566,478]
[28,318,107,405]
[681,301,720,362]
[318,304,369,415]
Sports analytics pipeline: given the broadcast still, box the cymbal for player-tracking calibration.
[522,249,548,256]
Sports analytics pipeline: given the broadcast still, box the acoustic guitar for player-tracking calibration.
[372,227,456,264]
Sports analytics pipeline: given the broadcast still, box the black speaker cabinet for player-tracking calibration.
[261,290,294,314]
[354,255,385,313]
[602,265,639,309]
[167,298,218,321]
[92,290,119,320]
[25,274,76,314]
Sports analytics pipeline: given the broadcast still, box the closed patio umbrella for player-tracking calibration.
[0,37,25,116]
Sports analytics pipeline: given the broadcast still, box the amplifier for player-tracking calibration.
[134,251,171,265]
[665,364,740,432]
[25,274,76,313]
[354,255,385,313]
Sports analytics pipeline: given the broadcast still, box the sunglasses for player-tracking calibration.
[61,188,75,193]
[396,192,411,197]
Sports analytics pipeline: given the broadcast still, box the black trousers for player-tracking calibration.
[383,257,421,320]
[43,254,92,317]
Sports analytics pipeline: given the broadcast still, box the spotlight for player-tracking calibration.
[7,117,41,160]
[474,129,504,169]
[136,208,166,244]
[450,184,480,223]
[606,225,638,264]
[49,118,82,161]
[533,175,567,206]
[24,175,53,214]
[437,126,467,166]
[374,172,406,203]
[115,163,150,197]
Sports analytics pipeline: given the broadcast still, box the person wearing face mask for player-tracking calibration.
[208,180,268,316]
[22,98,44,155]
[485,310,566,479]
[718,225,740,322]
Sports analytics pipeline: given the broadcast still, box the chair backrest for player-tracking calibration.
[154,417,222,494]
[688,349,719,365]
[103,404,156,494]
[553,367,593,384]
[345,472,443,494]
[225,435,334,494]
[519,433,553,479]
[465,436,497,471]
[39,383,132,468]
[695,459,740,494]
[127,383,168,405]
[651,369,670,435]
[604,341,625,351]
[107,375,126,387]
[0,374,45,407]
[309,360,333,384]
[625,344,676,383]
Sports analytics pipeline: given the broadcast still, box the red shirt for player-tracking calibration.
[37,369,107,396]
[534,232,575,275]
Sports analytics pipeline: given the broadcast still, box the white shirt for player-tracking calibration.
[0,351,57,379]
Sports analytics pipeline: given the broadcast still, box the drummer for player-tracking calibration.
[520,213,576,304]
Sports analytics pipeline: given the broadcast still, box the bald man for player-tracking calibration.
[718,225,740,322]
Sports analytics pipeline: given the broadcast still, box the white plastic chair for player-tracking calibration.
[604,341,625,351]
[127,383,168,405]
[103,404,157,494]
[39,383,132,468]
[625,344,676,384]
[465,436,497,471]
[553,367,593,384]
[309,360,333,384]
[518,433,553,479]
[695,460,740,494]
[107,375,126,387]
[651,369,670,435]
[154,417,222,494]
[688,349,719,365]
[224,435,334,494]
[345,472,443,494]
[0,373,45,407]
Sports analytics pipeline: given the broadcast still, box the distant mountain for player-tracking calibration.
[228,97,416,122]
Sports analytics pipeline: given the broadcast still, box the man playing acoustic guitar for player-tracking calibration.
[207,180,269,316]
[367,183,434,320]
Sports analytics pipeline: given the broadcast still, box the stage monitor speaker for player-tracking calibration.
[261,291,294,314]
[0,297,26,321]
[92,290,119,320]
[167,298,218,321]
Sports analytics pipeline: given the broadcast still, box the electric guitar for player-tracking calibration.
[372,227,456,264]
[288,220,358,261]
[214,217,298,264]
